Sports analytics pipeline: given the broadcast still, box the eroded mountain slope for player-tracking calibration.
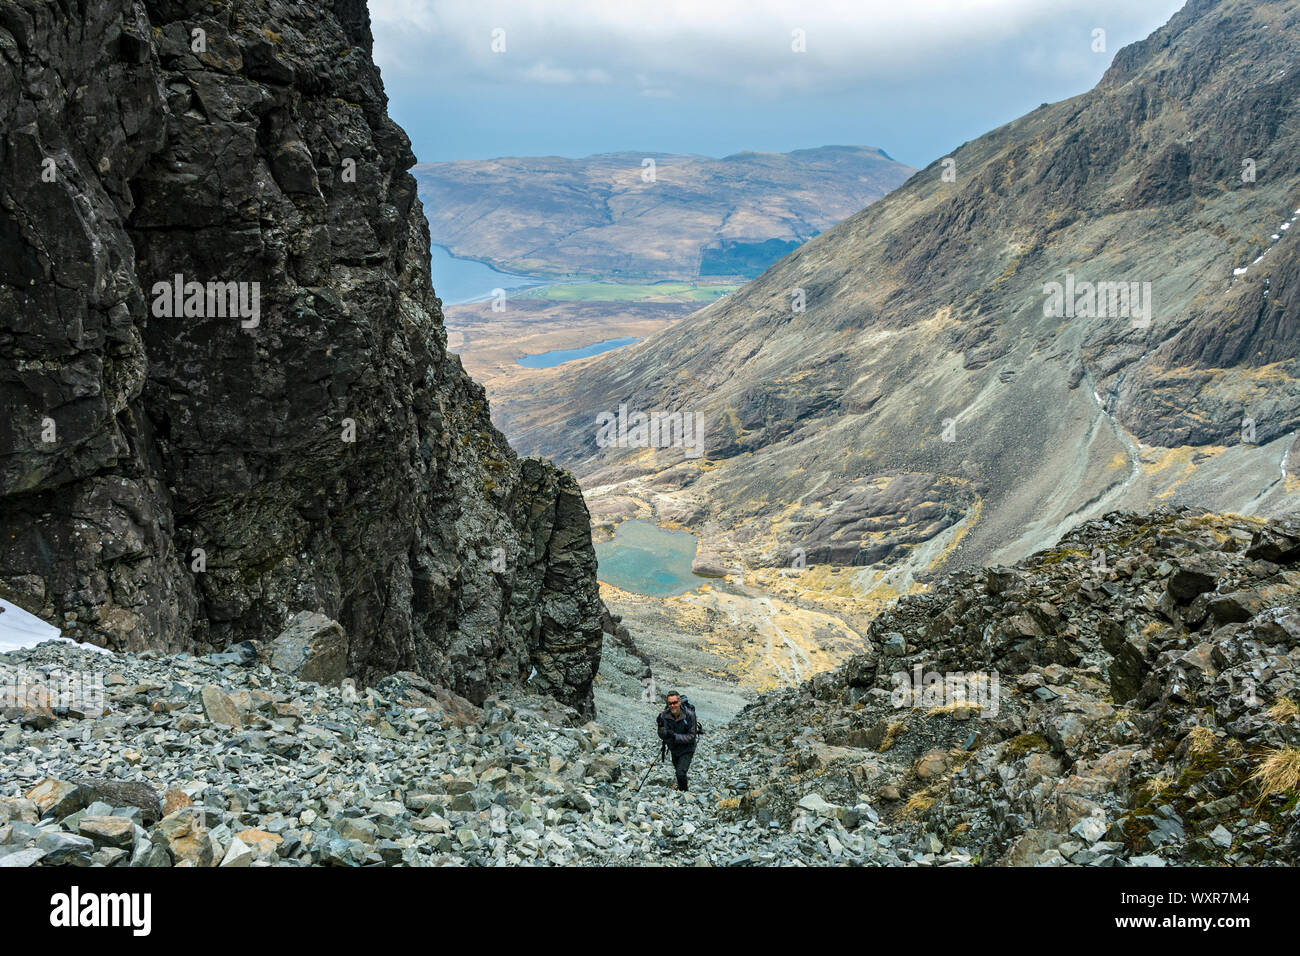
[504,0,1300,599]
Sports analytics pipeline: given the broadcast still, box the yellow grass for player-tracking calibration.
[1185,726,1217,757]
[880,721,907,752]
[1267,697,1299,723]
[1249,748,1300,805]
[901,791,935,819]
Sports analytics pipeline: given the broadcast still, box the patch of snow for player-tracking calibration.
[0,599,113,656]
[1234,267,1249,276]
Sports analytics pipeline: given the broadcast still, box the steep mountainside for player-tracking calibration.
[0,1,602,714]
[414,146,915,279]
[505,0,1300,597]
[719,509,1300,865]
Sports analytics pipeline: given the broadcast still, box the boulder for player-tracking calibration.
[1210,590,1268,625]
[200,685,243,729]
[162,788,193,817]
[78,816,136,848]
[0,798,38,825]
[220,837,254,867]
[1099,617,1153,703]
[153,809,217,867]
[0,848,47,868]
[690,548,730,578]
[915,749,950,779]
[25,778,91,819]
[1166,557,1218,604]
[35,831,95,865]
[1245,519,1300,563]
[269,612,349,686]
[377,672,483,728]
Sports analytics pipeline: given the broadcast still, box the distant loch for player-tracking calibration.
[516,337,641,369]
[594,520,706,597]
[430,242,546,305]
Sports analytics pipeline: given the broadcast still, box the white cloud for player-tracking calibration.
[371,0,1186,94]
[524,63,612,85]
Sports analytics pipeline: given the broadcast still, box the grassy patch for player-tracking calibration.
[1250,747,1300,806]
[1038,547,1089,565]
[901,790,935,819]
[1184,726,1217,757]
[1002,733,1049,759]
[879,720,907,752]
[1267,697,1298,723]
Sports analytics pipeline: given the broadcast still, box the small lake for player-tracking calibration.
[429,242,546,305]
[516,337,640,369]
[595,520,706,597]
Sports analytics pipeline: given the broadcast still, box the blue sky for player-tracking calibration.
[371,0,1186,169]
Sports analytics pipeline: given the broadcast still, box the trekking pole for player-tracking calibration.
[633,741,667,794]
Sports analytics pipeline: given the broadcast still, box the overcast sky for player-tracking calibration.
[371,0,1186,168]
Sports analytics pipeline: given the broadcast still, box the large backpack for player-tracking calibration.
[679,697,704,737]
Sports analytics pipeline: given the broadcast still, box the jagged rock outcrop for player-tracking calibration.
[0,1,602,714]
[719,509,1300,865]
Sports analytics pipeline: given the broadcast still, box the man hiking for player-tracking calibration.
[656,691,699,791]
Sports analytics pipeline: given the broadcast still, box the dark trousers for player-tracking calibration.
[671,748,694,790]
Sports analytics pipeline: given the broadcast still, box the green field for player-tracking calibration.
[518,280,740,304]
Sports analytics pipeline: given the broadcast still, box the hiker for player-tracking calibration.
[656,691,698,791]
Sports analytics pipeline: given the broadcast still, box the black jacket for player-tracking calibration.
[657,705,697,754]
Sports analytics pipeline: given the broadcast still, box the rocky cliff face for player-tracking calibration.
[0,1,603,714]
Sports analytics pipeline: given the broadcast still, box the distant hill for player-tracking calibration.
[501,0,1300,589]
[413,146,915,279]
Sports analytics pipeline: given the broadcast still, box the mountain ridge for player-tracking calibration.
[414,144,915,280]
[499,0,1300,591]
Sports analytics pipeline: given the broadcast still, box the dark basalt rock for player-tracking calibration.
[722,509,1300,865]
[270,612,349,687]
[69,779,163,827]
[0,1,602,715]
[1245,517,1300,564]
[1166,556,1219,604]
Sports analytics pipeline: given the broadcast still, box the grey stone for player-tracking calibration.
[269,613,350,687]
[0,848,47,868]
[35,831,95,864]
